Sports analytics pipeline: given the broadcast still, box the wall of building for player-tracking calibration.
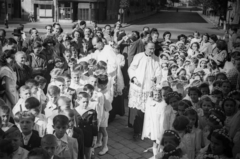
[107,0,120,20]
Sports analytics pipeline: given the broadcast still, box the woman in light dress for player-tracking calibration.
[0,49,18,108]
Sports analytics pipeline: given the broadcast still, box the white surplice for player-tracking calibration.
[128,52,162,112]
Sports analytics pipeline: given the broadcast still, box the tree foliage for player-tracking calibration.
[190,0,228,17]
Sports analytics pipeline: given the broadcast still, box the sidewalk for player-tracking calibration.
[196,11,224,30]
[0,10,156,33]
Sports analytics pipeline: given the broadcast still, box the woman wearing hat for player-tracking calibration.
[12,29,23,51]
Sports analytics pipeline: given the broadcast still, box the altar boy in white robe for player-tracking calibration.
[128,42,162,140]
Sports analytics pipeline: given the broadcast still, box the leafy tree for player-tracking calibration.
[190,0,227,18]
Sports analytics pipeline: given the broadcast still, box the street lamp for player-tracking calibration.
[227,4,233,31]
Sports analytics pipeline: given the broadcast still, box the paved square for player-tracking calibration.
[94,99,154,159]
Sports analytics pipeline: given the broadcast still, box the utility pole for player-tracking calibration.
[4,0,8,28]
[53,0,58,22]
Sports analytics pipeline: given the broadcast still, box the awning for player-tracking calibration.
[33,0,54,4]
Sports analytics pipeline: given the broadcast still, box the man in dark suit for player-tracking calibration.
[128,31,150,67]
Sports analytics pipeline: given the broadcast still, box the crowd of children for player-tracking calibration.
[0,21,240,159]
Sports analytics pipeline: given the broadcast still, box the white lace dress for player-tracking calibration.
[128,52,162,112]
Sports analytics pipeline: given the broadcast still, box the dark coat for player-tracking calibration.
[22,130,41,151]
[128,39,145,67]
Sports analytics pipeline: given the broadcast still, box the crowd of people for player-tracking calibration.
[0,20,240,159]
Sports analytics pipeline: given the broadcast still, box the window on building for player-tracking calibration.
[78,8,89,20]
[39,4,52,18]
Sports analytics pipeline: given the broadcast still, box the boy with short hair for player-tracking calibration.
[19,111,41,151]
[34,75,48,104]
[63,109,84,159]
[34,75,47,91]
[28,148,51,159]
[62,74,77,107]
[52,115,78,159]
[70,70,82,92]
[12,85,31,115]
[4,129,29,159]
[41,134,63,159]
[74,92,98,159]
[53,76,66,95]
[0,105,19,134]
[25,97,47,137]
[44,85,60,118]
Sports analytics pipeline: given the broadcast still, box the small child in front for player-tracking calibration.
[52,114,78,159]
[41,134,63,159]
[141,87,168,158]
[19,111,41,151]
[0,105,19,134]
[12,85,31,115]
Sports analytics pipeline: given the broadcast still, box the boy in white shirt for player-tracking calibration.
[44,85,60,118]
[12,85,31,115]
[25,97,47,137]
[70,70,83,93]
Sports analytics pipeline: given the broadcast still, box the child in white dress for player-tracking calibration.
[142,87,168,157]
[182,108,203,159]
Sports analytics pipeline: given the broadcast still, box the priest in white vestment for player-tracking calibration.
[128,42,162,139]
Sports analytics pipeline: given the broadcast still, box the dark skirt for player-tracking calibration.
[109,95,125,122]
[128,108,144,134]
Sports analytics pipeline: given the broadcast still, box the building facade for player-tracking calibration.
[0,0,28,21]
[0,0,108,22]
[227,0,240,25]
[32,0,106,22]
